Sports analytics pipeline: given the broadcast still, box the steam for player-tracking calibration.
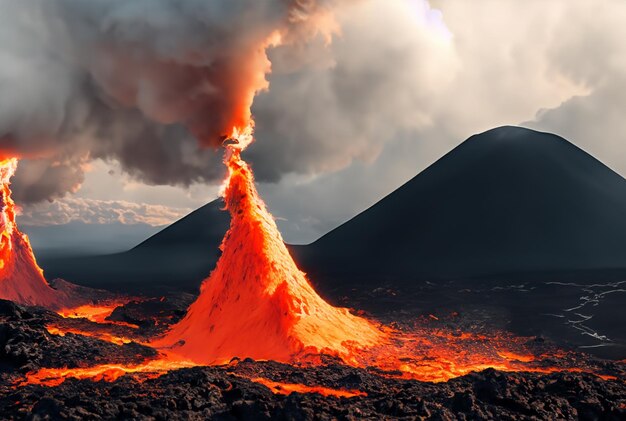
[0,0,342,202]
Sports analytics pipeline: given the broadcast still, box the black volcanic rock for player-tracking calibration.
[297,126,626,283]
[1,293,624,420]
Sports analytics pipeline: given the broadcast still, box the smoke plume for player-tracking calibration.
[0,0,342,202]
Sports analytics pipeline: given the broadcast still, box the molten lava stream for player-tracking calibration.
[17,358,197,388]
[56,302,139,328]
[250,377,367,398]
[45,325,134,346]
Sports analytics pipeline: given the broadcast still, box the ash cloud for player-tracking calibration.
[0,0,342,202]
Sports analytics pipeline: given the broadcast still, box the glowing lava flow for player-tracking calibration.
[0,158,73,310]
[45,325,134,346]
[250,377,367,398]
[18,359,196,388]
[153,124,384,364]
[56,302,139,328]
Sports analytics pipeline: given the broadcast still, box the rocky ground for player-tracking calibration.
[1,297,625,420]
[2,360,625,420]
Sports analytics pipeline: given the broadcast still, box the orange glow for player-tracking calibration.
[153,123,384,364]
[0,158,18,272]
[0,158,74,310]
[45,325,134,346]
[497,350,536,363]
[19,343,615,389]
[17,357,196,388]
[347,327,576,383]
[57,302,138,328]
[250,377,366,398]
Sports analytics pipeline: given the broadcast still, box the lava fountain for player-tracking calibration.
[154,124,385,364]
[0,158,72,309]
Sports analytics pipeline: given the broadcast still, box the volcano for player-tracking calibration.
[37,199,229,291]
[16,126,614,384]
[33,199,229,293]
[297,126,626,283]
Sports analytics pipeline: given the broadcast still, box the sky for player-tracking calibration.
[4,0,626,253]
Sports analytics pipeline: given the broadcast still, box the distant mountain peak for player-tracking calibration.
[300,126,626,282]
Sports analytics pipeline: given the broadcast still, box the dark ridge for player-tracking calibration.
[39,200,230,292]
[131,199,228,252]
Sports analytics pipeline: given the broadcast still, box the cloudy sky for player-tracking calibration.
[3,0,626,253]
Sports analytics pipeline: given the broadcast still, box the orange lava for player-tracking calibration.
[497,350,536,363]
[0,158,74,310]
[45,325,134,346]
[17,358,196,388]
[250,377,367,398]
[351,327,573,383]
[153,124,384,364]
[57,302,139,328]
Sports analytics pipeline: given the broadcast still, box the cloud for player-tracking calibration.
[523,0,626,175]
[248,0,457,181]
[3,0,626,247]
[17,197,191,227]
[0,0,341,202]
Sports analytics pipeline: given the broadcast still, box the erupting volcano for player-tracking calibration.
[0,158,72,310]
[148,125,608,384]
[155,125,385,364]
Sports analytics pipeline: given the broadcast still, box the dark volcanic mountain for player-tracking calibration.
[133,200,228,254]
[296,126,626,284]
[40,201,229,291]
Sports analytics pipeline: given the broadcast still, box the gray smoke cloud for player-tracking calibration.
[0,0,343,202]
[248,1,455,181]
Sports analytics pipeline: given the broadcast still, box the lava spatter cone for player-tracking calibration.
[154,133,384,364]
